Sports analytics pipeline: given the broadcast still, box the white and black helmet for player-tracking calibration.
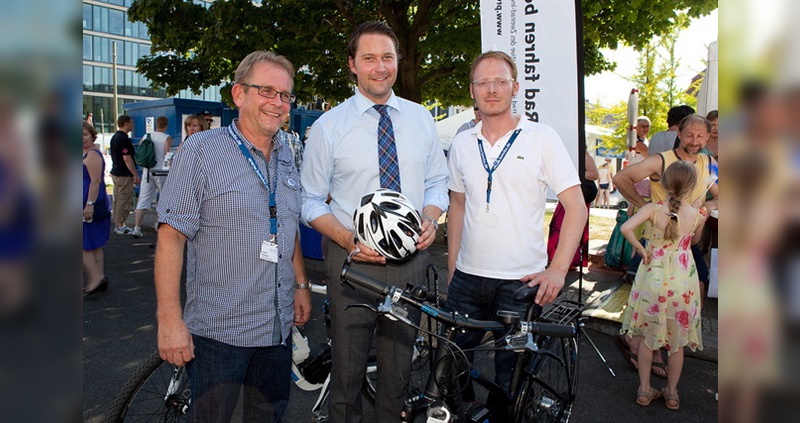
[353,189,422,261]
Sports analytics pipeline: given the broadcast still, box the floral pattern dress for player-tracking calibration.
[620,205,703,355]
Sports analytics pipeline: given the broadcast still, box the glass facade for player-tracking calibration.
[83,0,221,130]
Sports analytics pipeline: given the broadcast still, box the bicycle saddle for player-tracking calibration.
[513,284,541,303]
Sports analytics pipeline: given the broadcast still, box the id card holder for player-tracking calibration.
[260,240,279,263]
[476,209,499,228]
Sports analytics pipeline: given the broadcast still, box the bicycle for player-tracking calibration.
[339,261,582,423]
[105,276,438,423]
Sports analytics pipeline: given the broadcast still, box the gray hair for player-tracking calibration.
[234,51,295,87]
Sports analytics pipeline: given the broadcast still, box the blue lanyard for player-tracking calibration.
[228,126,278,236]
[478,129,521,211]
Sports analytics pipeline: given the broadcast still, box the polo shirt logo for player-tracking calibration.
[516,155,525,160]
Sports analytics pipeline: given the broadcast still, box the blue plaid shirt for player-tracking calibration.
[157,121,302,347]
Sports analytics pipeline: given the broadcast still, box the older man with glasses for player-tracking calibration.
[154,50,311,422]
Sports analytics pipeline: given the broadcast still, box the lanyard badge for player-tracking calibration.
[229,126,280,261]
[477,129,521,212]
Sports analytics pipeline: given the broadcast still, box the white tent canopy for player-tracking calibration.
[696,40,718,116]
[436,108,475,152]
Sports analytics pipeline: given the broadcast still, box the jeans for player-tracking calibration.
[186,334,291,423]
[445,270,532,422]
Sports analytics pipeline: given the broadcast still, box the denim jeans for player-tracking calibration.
[186,334,291,423]
[445,270,532,421]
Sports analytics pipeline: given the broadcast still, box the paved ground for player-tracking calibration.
[83,208,718,422]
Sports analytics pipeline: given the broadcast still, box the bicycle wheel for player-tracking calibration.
[106,351,190,422]
[363,336,433,404]
[514,335,578,423]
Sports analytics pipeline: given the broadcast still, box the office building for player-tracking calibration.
[82,0,221,133]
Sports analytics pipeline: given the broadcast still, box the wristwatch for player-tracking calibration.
[86,201,96,206]
[294,282,310,290]
[423,215,439,231]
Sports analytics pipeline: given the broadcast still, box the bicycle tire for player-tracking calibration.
[363,337,433,405]
[514,335,579,423]
[105,351,190,423]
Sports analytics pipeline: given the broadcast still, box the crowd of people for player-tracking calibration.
[81,20,719,423]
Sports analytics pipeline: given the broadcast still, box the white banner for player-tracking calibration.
[480,0,582,168]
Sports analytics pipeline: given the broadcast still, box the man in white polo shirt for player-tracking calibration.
[446,51,586,421]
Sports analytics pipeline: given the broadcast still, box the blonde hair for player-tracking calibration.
[660,161,697,241]
[469,51,517,82]
[184,115,208,138]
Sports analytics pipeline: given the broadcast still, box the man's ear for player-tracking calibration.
[231,83,244,108]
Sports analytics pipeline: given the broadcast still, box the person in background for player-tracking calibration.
[704,110,718,160]
[634,116,651,159]
[613,114,718,380]
[619,160,707,410]
[183,114,208,142]
[154,50,311,422]
[0,99,35,315]
[446,50,585,421]
[82,121,112,298]
[301,21,447,422]
[198,110,214,129]
[594,158,614,208]
[455,105,482,136]
[547,151,599,269]
[109,115,139,235]
[131,116,172,238]
[648,105,695,157]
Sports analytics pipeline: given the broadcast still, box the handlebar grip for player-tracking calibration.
[513,284,540,303]
[340,264,391,296]
[530,322,576,338]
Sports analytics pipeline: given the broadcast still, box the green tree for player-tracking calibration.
[598,13,705,153]
[128,0,717,106]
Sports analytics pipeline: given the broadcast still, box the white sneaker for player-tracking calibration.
[114,226,132,235]
[131,227,144,238]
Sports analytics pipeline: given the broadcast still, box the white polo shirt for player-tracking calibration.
[448,117,579,279]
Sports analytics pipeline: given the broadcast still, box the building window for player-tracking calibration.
[83,4,92,30]
[95,6,109,33]
[109,9,125,35]
[83,35,93,61]
[83,66,93,91]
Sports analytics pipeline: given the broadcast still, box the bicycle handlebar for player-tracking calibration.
[340,263,575,338]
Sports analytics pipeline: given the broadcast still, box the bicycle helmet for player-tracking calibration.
[353,189,422,261]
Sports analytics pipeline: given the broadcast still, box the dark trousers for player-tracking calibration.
[186,334,291,423]
[445,270,531,422]
[325,240,427,423]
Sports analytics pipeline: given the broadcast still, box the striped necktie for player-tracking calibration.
[373,104,401,191]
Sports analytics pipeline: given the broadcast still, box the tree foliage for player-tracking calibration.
[592,15,707,154]
[128,0,717,106]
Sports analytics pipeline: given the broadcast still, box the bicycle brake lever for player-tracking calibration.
[344,303,378,313]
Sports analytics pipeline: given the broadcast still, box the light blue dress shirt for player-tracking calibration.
[301,90,448,230]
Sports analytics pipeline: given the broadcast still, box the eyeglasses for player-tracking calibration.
[240,83,295,103]
[205,118,213,123]
[471,78,515,89]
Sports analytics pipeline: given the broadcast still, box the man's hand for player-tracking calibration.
[349,240,386,264]
[157,317,194,367]
[293,288,312,326]
[521,268,567,305]
[133,174,141,185]
[415,217,437,251]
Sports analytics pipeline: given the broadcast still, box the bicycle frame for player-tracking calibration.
[340,262,578,422]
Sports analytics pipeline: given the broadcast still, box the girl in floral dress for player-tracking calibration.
[619,161,708,410]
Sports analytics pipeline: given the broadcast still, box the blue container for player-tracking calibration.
[299,223,324,260]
